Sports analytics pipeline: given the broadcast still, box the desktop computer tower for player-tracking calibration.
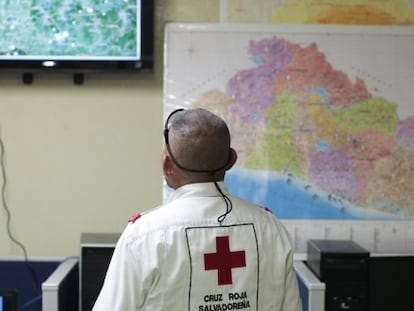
[80,232,120,311]
[306,240,369,311]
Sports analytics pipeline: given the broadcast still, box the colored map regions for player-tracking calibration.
[192,36,414,218]
[223,0,414,25]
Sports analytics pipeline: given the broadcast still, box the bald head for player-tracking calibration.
[164,108,236,184]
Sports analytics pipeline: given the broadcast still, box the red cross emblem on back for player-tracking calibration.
[204,236,246,285]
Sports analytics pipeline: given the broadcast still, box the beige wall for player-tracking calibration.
[0,1,220,257]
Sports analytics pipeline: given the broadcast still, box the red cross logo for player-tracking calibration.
[204,236,246,285]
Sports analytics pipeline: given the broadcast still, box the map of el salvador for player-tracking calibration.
[191,36,414,218]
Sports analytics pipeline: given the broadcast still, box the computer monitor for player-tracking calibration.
[369,255,414,311]
[80,233,119,311]
[42,258,79,311]
[0,289,17,311]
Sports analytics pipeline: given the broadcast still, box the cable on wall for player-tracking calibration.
[0,129,40,295]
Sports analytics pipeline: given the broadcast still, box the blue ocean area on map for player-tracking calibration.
[225,167,398,220]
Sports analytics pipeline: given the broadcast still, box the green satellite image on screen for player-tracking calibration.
[0,0,138,58]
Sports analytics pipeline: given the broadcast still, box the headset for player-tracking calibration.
[163,108,232,173]
[163,108,233,224]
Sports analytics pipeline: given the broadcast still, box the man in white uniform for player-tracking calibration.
[93,108,302,311]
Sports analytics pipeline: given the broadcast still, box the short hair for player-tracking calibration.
[168,108,231,173]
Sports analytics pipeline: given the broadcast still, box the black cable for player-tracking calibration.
[213,178,233,225]
[0,132,40,296]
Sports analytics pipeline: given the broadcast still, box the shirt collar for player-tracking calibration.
[166,181,229,203]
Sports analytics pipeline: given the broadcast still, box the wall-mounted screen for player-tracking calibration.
[0,0,153,73]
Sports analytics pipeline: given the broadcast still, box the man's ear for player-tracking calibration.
[226,148,238,171]
[162,153,174,178]
[163,152,183,190]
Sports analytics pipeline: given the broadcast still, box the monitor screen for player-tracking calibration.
[369,256,414,311]
[0,0,153,72]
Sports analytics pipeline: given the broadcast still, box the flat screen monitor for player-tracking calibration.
[0,289,17,311]
[0,0,153,73]
[369,256,414,311]
[42,258,79,311]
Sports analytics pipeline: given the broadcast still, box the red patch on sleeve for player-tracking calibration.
[263,207,273,214]
[128,212,141,223]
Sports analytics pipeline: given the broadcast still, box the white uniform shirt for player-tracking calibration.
[93,182,302,311]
